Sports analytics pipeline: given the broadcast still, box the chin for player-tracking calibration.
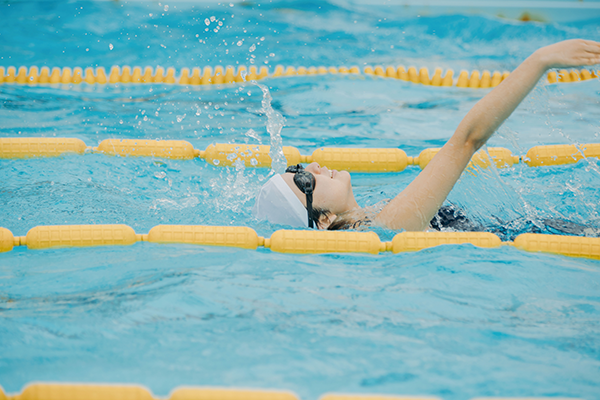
[341,170,352,183]
[337,170,350,178]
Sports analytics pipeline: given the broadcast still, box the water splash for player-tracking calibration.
[210,159,257,215]
[205,84,286,216]
[254,82,287,174]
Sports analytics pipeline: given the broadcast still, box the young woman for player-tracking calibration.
[253,39,600,232]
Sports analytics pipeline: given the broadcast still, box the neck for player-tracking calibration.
[345,190,360,211]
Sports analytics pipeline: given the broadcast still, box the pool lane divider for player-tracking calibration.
[1,224,599,260]
[0,65,597,88]
[1,138,600,171]
[4,383,573,400]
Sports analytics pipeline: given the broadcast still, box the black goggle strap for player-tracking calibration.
[306,193,314,228]
[288,165,316,228]
[293,172,315,228]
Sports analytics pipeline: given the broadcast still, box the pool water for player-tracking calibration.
[1,1,600,399]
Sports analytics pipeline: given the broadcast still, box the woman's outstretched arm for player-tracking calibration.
[375,39,600,231]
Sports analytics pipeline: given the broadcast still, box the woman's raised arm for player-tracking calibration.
[375,39,600,231]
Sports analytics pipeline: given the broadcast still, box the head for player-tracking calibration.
[253,162,360,229]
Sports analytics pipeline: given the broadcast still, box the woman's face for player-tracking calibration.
[281,162,359,215]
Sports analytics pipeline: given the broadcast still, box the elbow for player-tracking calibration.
[466,137,484,153]
[450,133,480,156]
[461,126,488,153]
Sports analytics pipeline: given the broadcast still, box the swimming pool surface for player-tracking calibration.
[1,1,600,399]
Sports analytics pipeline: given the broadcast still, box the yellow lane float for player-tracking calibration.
[95,139,198,160]
[265,230,385,254]
[310,147,409,172]
[0,137,89,159]
[23,224,139,250]
[147,225,263,250]
[524,143,600,167]
[513,233,600,260]
[413,147,519,170]
[14,383,154,400]
[200,143,304,168]
[0,227,15,253]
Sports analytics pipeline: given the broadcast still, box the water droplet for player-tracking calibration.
[250,158,258,166]
[109,43,114,50]
[204,18,210,26]
[237,40,243,46]
[213,159,220,165]
[154,171,166,179]
[244,128,261,142]
[249,44,256,52]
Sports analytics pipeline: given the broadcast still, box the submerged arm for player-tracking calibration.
[375,39,600,231]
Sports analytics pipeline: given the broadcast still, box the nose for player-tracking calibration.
[305,162,322,174]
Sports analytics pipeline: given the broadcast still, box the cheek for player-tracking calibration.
[313,180,338,208]
[314,176,350,211]
[328,182,351,212]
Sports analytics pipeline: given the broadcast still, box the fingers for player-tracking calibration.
[584,40,600,55]
[584,57,600,66]
[572,55,599,66]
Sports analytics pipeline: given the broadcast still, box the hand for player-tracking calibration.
[536,39,600,69]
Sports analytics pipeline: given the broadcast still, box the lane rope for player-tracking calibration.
[2,382,571,400]
[1,224,599,260]
[0,65,597,88]
[1,138,599,171]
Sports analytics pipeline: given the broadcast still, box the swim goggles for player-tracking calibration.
[285,164,316,228]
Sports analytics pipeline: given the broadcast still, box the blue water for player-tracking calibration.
[1,1,600,399]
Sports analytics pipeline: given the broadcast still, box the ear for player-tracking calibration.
[317,213,337,230]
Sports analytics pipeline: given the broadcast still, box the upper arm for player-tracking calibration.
[375,136,476,231]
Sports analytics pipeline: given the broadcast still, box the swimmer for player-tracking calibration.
[254,39,600,232]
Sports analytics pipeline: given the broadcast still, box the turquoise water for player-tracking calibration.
[1,1,600,398]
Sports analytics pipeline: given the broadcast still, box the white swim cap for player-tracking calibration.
[252,174,308,228]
